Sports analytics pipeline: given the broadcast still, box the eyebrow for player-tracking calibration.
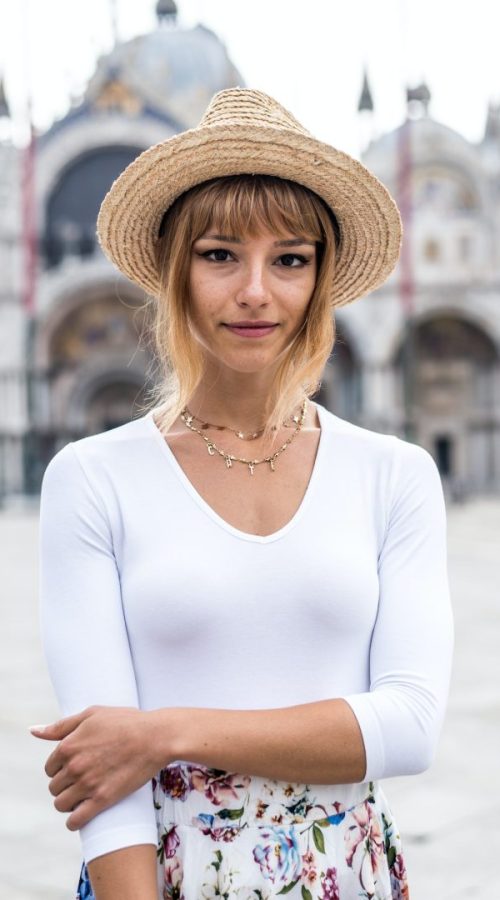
[198,233,316,247]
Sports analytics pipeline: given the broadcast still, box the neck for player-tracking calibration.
[187,370,278,431]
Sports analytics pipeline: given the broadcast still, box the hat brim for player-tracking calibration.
[96,123,402,307]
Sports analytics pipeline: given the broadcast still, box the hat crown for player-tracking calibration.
[97,87,402,309]
[198,88,311,137]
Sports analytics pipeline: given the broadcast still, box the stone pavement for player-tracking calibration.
[0,496,498,899]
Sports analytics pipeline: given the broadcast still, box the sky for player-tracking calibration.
[0,0,499,155]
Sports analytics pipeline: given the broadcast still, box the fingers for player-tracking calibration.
[66,796,107,831]
[54,777,112,830]
[30,709,90,742]
[52,782,85,815]
[44,745,64,778]
[43,710,96,777]
[48,768,75,799]
[47,752,99,824]
[44,734,81,778]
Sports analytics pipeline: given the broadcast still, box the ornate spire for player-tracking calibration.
[406,82,431,117]
[156,0,178,24]
[0,78,10,118]
[484,101,500,142]
[358,69,374,113]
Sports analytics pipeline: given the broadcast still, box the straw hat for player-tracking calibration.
[97,88,402,307]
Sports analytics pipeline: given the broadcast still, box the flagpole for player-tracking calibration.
[397,0,415,443]
[396,112,415,443]
[21,0,38,491]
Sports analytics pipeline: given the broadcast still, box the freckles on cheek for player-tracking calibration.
[189,296,220,336]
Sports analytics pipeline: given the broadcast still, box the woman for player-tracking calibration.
[33,88,453,900]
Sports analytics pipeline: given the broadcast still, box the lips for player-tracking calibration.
[223,323,279,338]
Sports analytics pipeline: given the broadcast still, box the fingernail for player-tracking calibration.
[29,724,48,733]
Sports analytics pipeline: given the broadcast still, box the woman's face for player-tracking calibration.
[188,227,317,375]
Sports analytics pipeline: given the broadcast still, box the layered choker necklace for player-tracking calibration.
[180,399,308,475]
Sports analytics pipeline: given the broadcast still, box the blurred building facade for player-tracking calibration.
[320,82,500,496]
[0,7,499,499]
[0,1,242,497]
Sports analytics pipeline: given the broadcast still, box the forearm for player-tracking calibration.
[87,844,158,900]
[155,698,366,784]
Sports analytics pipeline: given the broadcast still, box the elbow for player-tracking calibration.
[345,683,449,781]
[388,700,446,777]
[402,734,437,776]
[371,722,441,780]
[372,685,447,779]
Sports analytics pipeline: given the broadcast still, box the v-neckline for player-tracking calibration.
[144,402,326,544]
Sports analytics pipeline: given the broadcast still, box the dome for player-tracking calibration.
[86,23,243,129]
[367,117,483,171]
[363,117,488,216]
[156,0,178,18]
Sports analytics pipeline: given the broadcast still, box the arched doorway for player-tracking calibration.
[43,288,154,443]
[76,375,150,434]
[395,314,499,492]
[49,293,148,371]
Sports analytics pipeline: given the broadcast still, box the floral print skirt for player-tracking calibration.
[76,761,409,899]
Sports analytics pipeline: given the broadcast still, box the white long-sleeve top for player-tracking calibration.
[38,401,453,863]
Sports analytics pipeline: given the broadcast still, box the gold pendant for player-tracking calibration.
[207,443,215,456]
[248,462,255,475]
[225,455,233,468]
[269,458,275,472]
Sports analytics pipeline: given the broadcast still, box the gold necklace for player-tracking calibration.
[180,399,308,475]
[182,407,299,441]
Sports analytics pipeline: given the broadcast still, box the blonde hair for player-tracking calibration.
[139,174,339,440]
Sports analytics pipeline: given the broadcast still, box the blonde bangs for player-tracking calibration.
[182,175,330,245]
[141,175,338,440]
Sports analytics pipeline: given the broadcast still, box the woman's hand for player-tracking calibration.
[30,705,168,830]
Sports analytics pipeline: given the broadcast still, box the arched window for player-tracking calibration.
[423,238,440,262]
[43,146,143,268]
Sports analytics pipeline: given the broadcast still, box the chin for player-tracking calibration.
[225,360,276,375]
[203,340,288,374]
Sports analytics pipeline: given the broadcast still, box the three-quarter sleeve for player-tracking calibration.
[344,440,454,781]
[38,441,158,863]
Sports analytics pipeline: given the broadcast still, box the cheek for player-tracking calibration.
[281,271,316,311]
[189,267,223,311]
[189,273,212,322]
[188,277,222,346]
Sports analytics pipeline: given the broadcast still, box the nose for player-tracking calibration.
[235,259,271,308]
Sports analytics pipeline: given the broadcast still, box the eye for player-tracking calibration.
[276,253,310,268]
[200,248,234,262]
